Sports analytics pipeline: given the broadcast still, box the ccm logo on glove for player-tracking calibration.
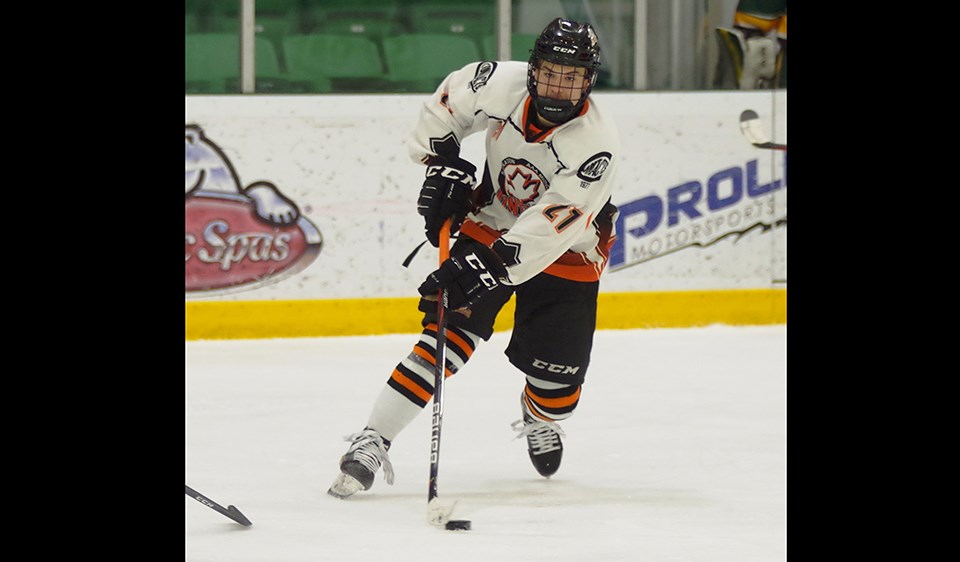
[417,157,478,248]
[418,246,507,310]
[464,254,498,289]
[425,165,475,185]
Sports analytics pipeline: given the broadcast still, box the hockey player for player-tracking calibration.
[733,0,787,89]
[328,17,620,499]
[717,0,787,89]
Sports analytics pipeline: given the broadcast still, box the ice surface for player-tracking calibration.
[187,325,786,561]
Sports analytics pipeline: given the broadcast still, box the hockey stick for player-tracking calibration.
[185,485,253,527]
[426,218,471,531]
[739,109,787,151]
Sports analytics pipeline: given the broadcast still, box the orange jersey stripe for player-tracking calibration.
[526,386,581,409]
[391,368,433,403]
[460,219,608,282]
[543,261,603,282]
[460,220,499,246]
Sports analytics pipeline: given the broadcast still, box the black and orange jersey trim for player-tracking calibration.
[521,96,590,143]
[460,213,616,283]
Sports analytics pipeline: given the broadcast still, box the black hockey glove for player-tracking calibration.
[417,156,478,247]
[418,245,508,310]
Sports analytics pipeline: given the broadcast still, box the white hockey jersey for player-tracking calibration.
[409,60,620,286]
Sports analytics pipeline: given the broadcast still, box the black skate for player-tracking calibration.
[327,428,394,499]
[512,411,566,478]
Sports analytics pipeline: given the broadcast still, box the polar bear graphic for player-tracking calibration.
[185,124,300,225]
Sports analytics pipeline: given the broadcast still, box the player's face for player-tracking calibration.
[534,61,589,103]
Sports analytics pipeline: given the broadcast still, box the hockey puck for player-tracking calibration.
[444,519,471,531]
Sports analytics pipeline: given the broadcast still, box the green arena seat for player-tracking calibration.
[283,34,385,92]
[481,33,540,61]
[382,33,481,92]
[407,2,495,40]
[185,33,288,93]
[306,0,402,39]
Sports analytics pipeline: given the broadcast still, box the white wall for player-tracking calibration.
[185,90,786,301]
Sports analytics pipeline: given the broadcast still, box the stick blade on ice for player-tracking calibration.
[739,109,768,145]
[227,505,253,527]
[185,485,253,527]
[427,497,457,527]
[739,109,787,150]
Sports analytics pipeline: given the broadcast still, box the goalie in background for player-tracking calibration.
[715,0,787,89]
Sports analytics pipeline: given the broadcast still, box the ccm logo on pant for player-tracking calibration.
[532,359,580,375]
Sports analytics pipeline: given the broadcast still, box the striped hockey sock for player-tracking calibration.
[513,379,578,478]
[366,323,481,441]
[521,377,582,422]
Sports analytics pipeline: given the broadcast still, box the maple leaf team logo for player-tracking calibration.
[496,158,550,216]
[185,124,322,297]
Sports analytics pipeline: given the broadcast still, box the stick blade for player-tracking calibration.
[739,109,788,150]
[427,497,457,527]
[739,109,769,145]
[227,505,253,527]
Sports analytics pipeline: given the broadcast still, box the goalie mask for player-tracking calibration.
[527,18,601,125]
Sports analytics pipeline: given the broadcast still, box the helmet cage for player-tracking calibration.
[526,60,597,123]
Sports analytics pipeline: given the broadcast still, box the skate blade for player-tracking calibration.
[327,473,364,499]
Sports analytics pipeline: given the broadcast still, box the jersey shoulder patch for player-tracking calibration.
[576,151,613,182]
[469,61,498,92]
